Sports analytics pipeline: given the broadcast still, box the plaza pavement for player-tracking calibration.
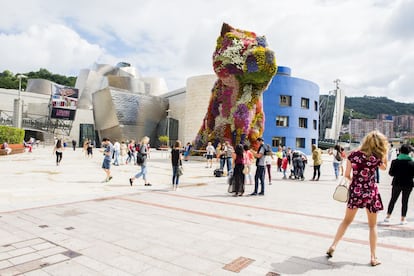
[0,146,413,276]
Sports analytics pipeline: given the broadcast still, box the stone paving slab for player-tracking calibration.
[0,146,413,275]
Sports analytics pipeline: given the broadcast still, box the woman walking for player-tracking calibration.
[171,140,183,191]
[129,136,151,186]
[311,144,322,181]
[326,131,388,266]
[384,144,414,225]
[53,139,64,166]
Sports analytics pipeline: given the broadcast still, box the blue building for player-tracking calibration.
[263,66,319,155]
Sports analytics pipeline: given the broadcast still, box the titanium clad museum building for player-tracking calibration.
[0,64,319,154]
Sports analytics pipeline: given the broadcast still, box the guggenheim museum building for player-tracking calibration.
[0,63,319,154]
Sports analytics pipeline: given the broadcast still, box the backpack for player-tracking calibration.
[335,150,343,162]
[136,144,146,165]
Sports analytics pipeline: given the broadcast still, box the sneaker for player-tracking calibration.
[258,192,264,196]
[400,220,408,225]
[108,176,113,181]
[250,192,257,196]
[129,178,133,186]
[383,218,390,223]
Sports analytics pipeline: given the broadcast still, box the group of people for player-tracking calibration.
[64,130,414,267]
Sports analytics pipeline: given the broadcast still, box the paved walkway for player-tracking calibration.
[0,146,413,275]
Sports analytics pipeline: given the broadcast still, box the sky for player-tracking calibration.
[1,0,414,103]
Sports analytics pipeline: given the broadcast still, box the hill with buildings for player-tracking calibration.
[319,95,414,124]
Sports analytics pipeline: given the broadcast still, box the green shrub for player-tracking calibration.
[158,135,169,145]
[0,125,25,144]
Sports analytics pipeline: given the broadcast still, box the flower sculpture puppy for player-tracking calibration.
[194,23,277,149]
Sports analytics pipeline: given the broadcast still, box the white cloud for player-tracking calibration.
[0,0,413,103]
[0,24,105,75]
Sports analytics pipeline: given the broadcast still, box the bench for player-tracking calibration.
[0,144,26,155]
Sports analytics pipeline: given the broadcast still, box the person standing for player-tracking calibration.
[126,140,135,165]
[275,146,283,172]
[339,147,346,176]
[101,138,113,182]
[218,143,226,172]
[113,140,120,166]
[328,145,342,179]
[129,136,151,186]
[250,137,266,196]
[53,139,64,166]
[384,144,414,225]
[231,144,246,196]
[120,141,128,165]
[281,154,288,179]
[243,144,254,185]
[183,142,192,161]
[311,144,322,181]
[71,139,76,151]
[224,141,234,175]
[171,140,183,191]
[87,140,93,158]
[326,131,388,266]
[264,145,274,185]
[205,142,216,168]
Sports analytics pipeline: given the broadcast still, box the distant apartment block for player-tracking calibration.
[349,118,394,141]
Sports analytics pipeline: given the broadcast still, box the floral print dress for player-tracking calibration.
[347,150,384,213]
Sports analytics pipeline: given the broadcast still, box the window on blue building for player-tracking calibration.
[301,98,309,109]
[272,137,286,147]
[314,101,318,111]
[276,116,289,127]
[299,117,308,128]
[313,120,317,130]
[280,95,292,106]
[296,138,305,148]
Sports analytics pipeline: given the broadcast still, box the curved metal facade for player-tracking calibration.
[92,87,168,144]
[263,66,319,155]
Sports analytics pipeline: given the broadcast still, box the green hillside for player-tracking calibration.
[0,69,76,90]
[320,95,414,124]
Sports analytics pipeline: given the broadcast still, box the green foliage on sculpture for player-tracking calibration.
[194,23,277,149]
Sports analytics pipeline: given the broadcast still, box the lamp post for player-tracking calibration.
[166,109,171,148]
[14,74,27,128]
[349,109,353,148]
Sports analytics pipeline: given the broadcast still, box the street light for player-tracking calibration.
[166,109,171,148]
[349,109,353,147]
[14,74,27,128]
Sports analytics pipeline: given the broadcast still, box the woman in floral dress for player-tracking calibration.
[326,131,388,266]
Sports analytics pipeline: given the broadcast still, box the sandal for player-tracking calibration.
[370,258,381,266]
[326,247,335,258]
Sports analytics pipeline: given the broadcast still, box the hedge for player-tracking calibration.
[0,125,25,144]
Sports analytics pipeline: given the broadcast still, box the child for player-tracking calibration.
[281,155,288,179]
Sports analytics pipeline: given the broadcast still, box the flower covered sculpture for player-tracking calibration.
[194,23,277,149]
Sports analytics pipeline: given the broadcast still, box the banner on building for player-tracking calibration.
[50,84,79,120]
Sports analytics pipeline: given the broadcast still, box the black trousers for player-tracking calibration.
[387,185,413,217]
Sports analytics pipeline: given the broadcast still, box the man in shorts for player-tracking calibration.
[101,138,113,182]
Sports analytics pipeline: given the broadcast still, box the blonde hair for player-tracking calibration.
[359,131,388,160]
[140,136,150,144]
